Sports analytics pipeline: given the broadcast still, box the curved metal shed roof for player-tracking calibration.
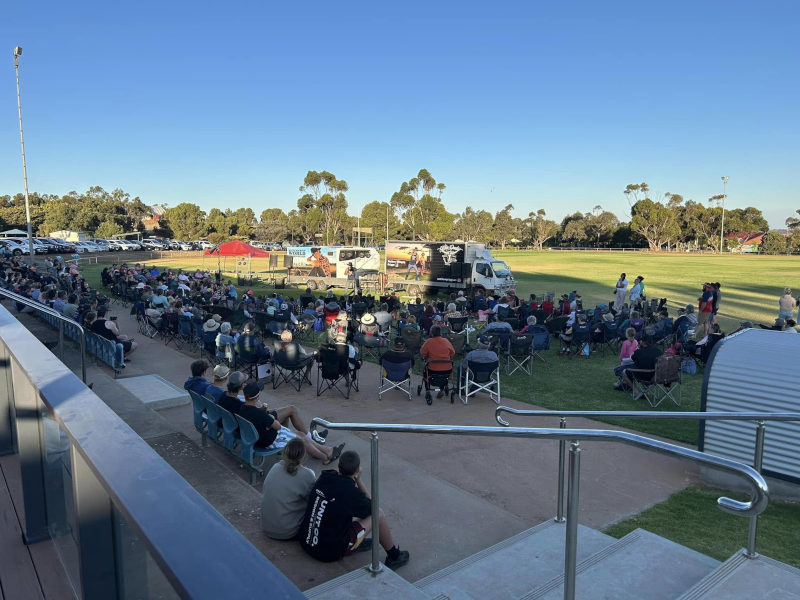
[700,328,800,483]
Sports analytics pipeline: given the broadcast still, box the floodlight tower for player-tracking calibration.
[719,176,730,253]
[13,46,35,260]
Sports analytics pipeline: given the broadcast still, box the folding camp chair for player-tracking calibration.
[316,343,355,399]
[400,326,423,355]
[527,325,550,363]
[354,332,385,361]
[445,330,467,357]
[135,301,157,338]
[378,357,413,401]
[458,359,500,405]
[506,332,534,375]
[568,323,591,359]
[162,312,183,348]
[628,354,682,408]
[601,321,619,355]
[296,314,317,342]
[178,315,193,346]
[272,344,314,391]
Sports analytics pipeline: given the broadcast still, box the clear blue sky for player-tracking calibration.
[2,0,797,229]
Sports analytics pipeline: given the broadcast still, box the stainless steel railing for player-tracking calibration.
[309,418,768,600]
[0,287,87,382]
[495,407,800,561]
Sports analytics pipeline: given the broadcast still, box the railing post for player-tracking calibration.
[79,329,87,383]
[555,417,567,523]
[11,362,50,544]
[368,431,383,574]
[0,347,15,455]
[746,421,765,558]
[58,319,65,361]
[71,443,119,598]
[564,441,581,600]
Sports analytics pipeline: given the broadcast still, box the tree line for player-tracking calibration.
[1,174,796,253]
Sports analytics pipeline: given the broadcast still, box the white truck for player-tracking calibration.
[385,241,515,296]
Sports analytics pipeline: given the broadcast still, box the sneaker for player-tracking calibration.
[385,549,410,570]
[312,429,328,444]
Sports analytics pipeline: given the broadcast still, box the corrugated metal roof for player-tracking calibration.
[701,329,800,483]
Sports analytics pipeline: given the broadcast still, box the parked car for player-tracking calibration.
[139,239,163,250]
[6,237,47,254]
[198,240,213,249]
[0,240,27,255]
[104,239,124,251]
[174,241,192,251]
[88,238,111,251]
[49,238,77,253]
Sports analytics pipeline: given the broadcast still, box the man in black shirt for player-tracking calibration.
[622,334,663,395]
[233,380,341,463]
[300,450,410,570]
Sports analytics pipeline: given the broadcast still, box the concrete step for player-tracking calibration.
[414,520,616,600]
[304,564,429,600]
[677,550,800,599]
[524,529,720,600]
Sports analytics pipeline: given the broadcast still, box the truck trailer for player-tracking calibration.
[384,241,515,296]
[285,246,382,292]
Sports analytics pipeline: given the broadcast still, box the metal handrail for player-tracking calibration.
[0,287,86,382]
[495,407,800,563]
[310,417,768,600]
[494,408,800,426]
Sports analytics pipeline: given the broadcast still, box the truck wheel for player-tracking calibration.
[306,280,317,291]
[407,285,420,296]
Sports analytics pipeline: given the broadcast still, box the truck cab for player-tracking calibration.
[466,245,515,296]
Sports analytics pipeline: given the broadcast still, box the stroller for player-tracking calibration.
[417,359,455,405]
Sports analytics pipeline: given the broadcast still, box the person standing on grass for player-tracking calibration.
[778,287,796,320]
[613,273,628,312]
[699,283,714,336]
[711,282,722,326]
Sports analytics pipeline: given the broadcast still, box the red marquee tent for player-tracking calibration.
[204,240,269,257]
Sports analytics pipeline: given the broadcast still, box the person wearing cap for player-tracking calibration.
[184,359,215,396]
[236,379,342,461]
[206,364,230,401]
[778,287,796,320]
[459,336,498,380]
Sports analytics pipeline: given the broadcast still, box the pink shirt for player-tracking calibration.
[619,339,639,361]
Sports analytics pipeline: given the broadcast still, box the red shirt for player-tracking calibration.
[420,336,455,362]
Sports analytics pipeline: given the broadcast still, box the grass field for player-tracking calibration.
[80,250,799,445]
[604,486,800,568]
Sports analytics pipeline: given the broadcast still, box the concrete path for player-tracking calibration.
[18,305,700,590]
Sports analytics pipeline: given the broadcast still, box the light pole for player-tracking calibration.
[13,46,35,261]
[719,176,729,253]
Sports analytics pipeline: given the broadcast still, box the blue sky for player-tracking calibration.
[2,0,797,228]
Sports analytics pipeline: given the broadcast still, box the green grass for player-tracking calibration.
[604,486,800,568]
[79,250,800,445]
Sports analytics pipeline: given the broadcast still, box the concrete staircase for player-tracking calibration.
[304,520,800,599]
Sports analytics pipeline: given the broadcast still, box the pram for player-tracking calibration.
[417,359,455,405]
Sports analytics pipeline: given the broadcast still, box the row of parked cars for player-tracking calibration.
[0,236,215,255]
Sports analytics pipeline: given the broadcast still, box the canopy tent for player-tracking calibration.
[204,240,269,257]
[0,228,30,237]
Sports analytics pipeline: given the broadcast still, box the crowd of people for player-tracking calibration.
[9,253,800,574]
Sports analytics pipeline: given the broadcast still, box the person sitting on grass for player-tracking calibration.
[300,450,410,570]
[260,438,317,541]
